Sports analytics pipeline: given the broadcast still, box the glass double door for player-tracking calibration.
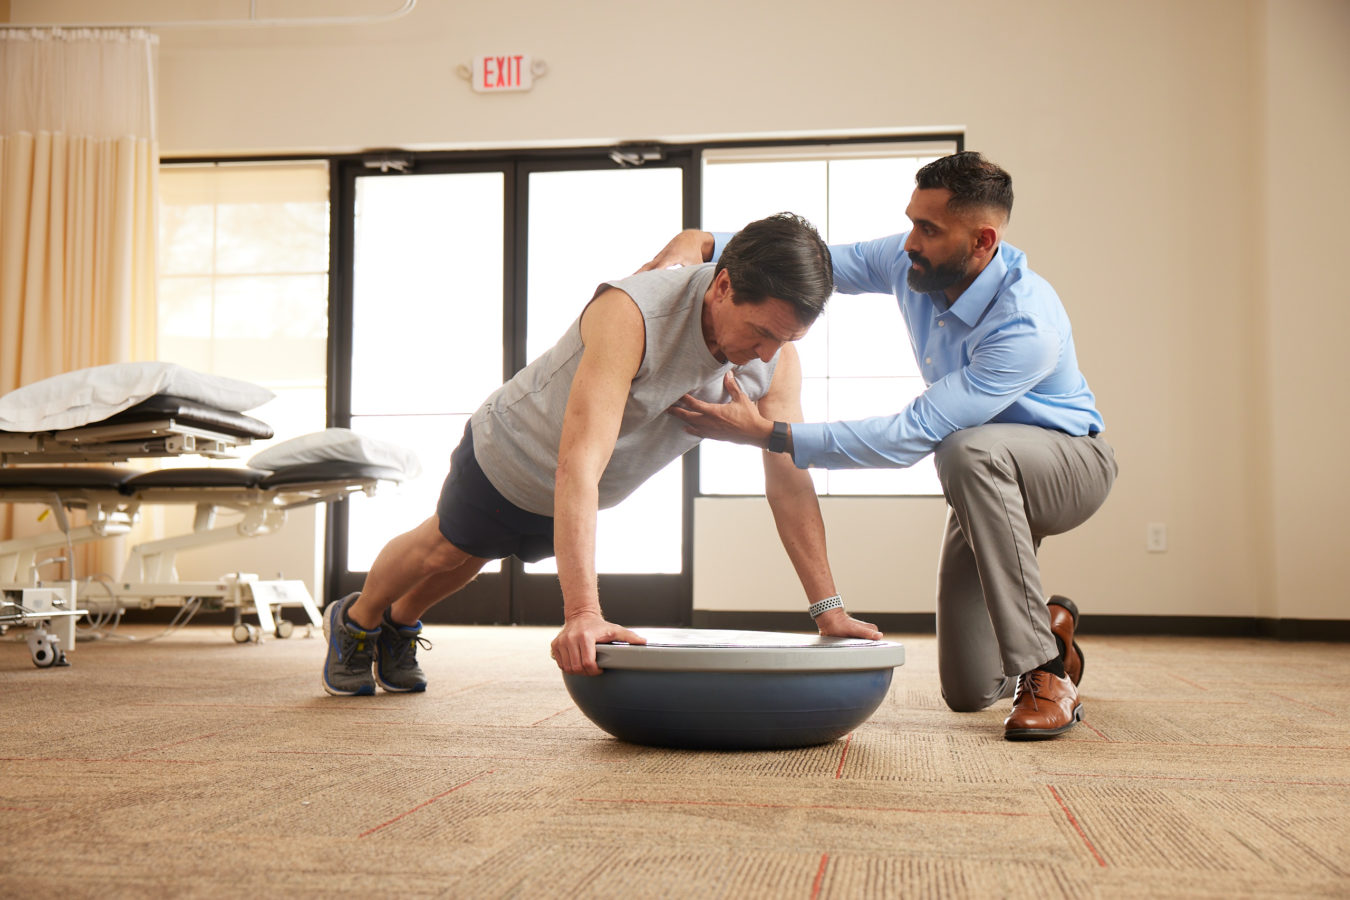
[330,155,693,625]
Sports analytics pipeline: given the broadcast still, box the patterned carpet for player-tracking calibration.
[1,623,1347,897]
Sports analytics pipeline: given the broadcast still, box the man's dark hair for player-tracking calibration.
[916,151,1014,220]
[715,212,832,326]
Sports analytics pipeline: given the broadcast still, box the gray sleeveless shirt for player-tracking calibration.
[469,264,779,515]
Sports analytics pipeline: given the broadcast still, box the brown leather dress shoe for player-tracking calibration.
[1048,595,1084,686]
[1004,670,1083,740]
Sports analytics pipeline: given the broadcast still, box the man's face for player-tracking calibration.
[903,187,977,294]
[712,291,810,366]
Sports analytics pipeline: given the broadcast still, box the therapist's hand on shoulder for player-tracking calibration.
[550,610,647,676]
[635,229,715,273]
[669,372,774,448]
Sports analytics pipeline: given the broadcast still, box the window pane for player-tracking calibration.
[216,201,329,274]
[525,167,684,361]
[159,276,214,335]
[826,157,924,244]
[524,457,682,575]
[698,442,764,496]
[155,162,331,495]
[157,163,329,403]
[822,376,938,495]
[345,413,500,575]
[158,204,214,275]
[347,171,508,573]
[701,160,827,233]
[525,166,685,574]
[699,143,955,497]
[826,292,919,379]
[351,173,504,416]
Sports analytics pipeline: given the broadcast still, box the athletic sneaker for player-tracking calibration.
[321,593,378,696]
[376,613,431,693]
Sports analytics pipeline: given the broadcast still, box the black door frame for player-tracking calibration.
[326,145,700,626]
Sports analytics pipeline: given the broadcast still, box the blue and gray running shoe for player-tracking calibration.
[376,613,431,693]
[321,593,378,696]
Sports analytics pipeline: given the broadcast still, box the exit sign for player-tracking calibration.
[472,54,534,93]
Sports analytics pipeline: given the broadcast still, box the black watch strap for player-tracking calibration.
[768,421,789,454]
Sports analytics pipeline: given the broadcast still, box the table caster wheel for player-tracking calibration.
[30,637,66,668]
[27,629,69,668]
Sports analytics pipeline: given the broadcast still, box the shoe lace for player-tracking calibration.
[388,631,432,666]
[1014,671,1046,711]
[340,627,375,666]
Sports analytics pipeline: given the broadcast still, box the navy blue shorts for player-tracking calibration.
[436,423,556,563]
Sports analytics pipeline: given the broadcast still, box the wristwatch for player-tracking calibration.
[768,421,789,454]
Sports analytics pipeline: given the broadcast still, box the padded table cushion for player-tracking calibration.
[125,467,269,489]
[98,395,275,440]
[0,466,140,490]
[259,461,405,488]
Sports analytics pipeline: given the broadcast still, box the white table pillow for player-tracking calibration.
[0,362,274,432]
[248,428,422,480]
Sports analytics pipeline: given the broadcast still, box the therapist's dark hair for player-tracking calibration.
[917,151,1014,220]
[716,212,832,326]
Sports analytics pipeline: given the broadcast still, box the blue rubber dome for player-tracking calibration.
[563,628,905,750]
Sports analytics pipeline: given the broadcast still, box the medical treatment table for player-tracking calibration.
[0,364,419,667]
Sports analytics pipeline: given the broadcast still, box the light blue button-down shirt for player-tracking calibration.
[712,231,1104,469]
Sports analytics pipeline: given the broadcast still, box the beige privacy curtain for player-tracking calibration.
[0,27,160,575]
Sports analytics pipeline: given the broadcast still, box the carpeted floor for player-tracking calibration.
[1,623,1347,898]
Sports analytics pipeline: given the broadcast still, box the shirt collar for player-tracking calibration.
[945,245,1009,326]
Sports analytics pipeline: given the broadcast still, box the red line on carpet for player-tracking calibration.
[358,770,494,838]
[834,733,853,779]
[1086,699,1244,705]
[1061,739,1349,752]
[1081,719,1110,741]
[132,702,407,714]
[1269,693,1335,716]
[123,732,225,756]
[530,707,572,726]
[810,853,829,900]
[0,756,211,766]
[1044,771,1350,787]
[1047,784,1106,867]
[574,797,1043,818]
[1169,674,1209,691]
[264,749,618,763]
[434,680,501,697]
[1274,662,1340,682]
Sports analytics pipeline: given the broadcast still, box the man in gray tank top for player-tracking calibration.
[322,213,883,698]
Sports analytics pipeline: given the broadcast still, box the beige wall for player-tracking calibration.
[10,0,1347,621]
[1259,0,1350,621]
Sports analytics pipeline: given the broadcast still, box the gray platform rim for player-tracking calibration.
[594,627,906,673]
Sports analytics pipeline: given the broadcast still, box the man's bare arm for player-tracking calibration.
[756,346,882,641]
[550,289,648,675]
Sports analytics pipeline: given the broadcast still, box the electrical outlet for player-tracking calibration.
[1146,522,1167,553]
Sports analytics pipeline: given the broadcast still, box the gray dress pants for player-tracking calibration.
[932,424,1118,712]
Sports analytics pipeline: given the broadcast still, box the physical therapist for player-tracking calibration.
[651,151,1118,741]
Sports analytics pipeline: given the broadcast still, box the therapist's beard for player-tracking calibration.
[907,249,971,294]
